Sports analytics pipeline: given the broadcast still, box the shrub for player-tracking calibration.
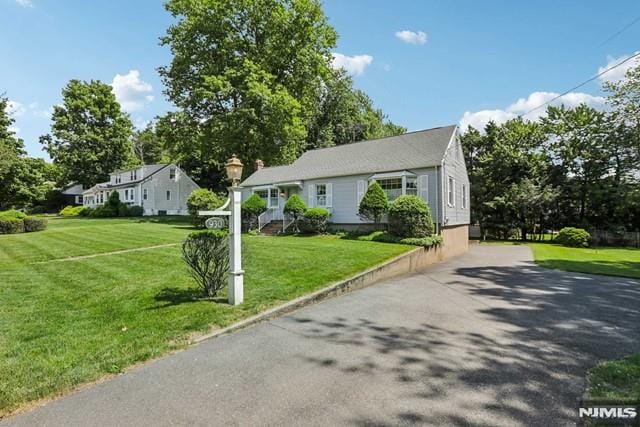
[0,209,27,220]
[58,205,87,216]
[107,191,121,209]
[556,227,590,247]
[181,230,230,298]
[242,193,267,231]
[127,205,144,217]
[23,217,48,232]
[283,194,307,232]
[358,181,388,227]
[351,231,442,247]
[78,207,93,217]
[0,217,25,234]
[187,189,225,227]
[388,195,434,238]
[90,204,116,218]
[299,208,331,234]
[117,204,129,217]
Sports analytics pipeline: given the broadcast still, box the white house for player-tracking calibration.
[60,183,86,206]
[83,164,199,216]
[240,125,470,251]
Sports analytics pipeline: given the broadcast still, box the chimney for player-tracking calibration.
[254,159,264,171]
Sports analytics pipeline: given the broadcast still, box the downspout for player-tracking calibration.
[435,165,440,235]
[440,157,446,235]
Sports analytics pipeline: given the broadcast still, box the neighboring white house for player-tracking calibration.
[60,183,86,206]
[83,164,199,216]
[240,125,470,250]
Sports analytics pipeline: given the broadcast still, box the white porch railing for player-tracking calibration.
[282,214,295,233]
[257,206,284,232]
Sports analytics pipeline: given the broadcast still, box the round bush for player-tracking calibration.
[117,204,129,217]
[23,217,48,232]
[388,195,434,238]
[90,205,116,218]
[555,227,590,247]
[187,189,224,227]
[299,208,331,234]
[242,193,267,230]
[0,217,25,234]
[283,194,307,232]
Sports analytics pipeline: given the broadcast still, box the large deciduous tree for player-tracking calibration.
[40,80,134,187]
[159,0,404,188]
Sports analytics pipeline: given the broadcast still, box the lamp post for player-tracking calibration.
[225,155,244,305]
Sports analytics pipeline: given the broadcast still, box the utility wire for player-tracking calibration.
[599,15,640,46]
[519,50,640,118]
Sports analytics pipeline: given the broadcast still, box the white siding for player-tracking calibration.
[441,134,471,226]
[140,165,199,215]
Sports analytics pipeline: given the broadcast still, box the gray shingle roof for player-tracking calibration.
[241,125,457,187]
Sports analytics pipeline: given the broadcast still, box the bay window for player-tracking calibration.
[377,178,403,201]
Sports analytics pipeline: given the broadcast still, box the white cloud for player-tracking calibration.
[598,51,640,84]
[4,100,25,117]
[395,30,427,45]
[26,102,53,118]
[8,126,20,134]
[331,53,373,76]
[111,70,154,112]
[460,91,606,132]
[15,0,33,7]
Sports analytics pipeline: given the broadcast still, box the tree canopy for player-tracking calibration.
[40,80,135,187]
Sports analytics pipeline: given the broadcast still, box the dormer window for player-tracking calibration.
[130,170,137,181]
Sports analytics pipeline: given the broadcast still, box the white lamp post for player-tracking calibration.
[225,155,244,305]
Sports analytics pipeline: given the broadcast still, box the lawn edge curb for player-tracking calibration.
[193,245,440,344]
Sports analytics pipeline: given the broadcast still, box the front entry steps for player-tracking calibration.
[260,220,284,235]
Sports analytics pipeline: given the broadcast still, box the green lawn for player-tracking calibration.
[587,353,640,402]
[0,217,411,416]
[481,241,640,279]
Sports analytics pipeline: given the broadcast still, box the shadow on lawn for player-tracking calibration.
[153,287,226,307]
[290,258,640,425]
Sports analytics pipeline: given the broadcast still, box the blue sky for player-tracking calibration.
[2,0,640,158]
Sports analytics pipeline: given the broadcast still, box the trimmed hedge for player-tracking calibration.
[299,208,331,234]
[23,217,48,232]
[556,227,590,247]
[0,209,27,220]
[187,189,225,227]
[351,231,442,248]
[388,195,434,238]
[242,193,267,230]
[0,217,25,234]
[59,205,88,217]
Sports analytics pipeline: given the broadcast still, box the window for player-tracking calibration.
[169,168,176,180]
[255,190,268,204]
[269,188,279,207]
[462,184,467,209]
[124,189,129,200]
[166,190,171,201]
[75,195,83,204]
[316,184,327,207]
[377,178,403,201]
[143,188,148,200]
[447,176,455,206]
[405,178,418,196]
[115,174,121,184]
[130,170,137,180]
[130,188,135,201]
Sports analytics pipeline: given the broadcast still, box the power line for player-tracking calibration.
[519,50,640,118]
[599,15,640,46]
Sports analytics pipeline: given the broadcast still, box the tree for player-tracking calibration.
[40,80,134,187]
[358,181,388,227]
[160,0,336,172]
[133,123,166,165]
[306,69,405,148]
[0,95,54,210]
[187,189,225,227]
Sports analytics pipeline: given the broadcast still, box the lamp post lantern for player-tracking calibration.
[225,155,244,305]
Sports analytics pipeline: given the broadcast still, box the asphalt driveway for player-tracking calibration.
[4,245,640,426]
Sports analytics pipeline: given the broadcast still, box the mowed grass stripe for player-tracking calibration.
[0,218,411,415]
